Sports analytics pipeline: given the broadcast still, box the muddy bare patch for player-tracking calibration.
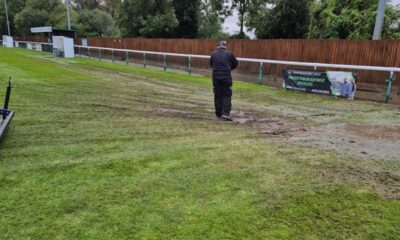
[230,111,308,137]
[154,108,207,120]
[81,103,131,111]
[155,108,192,115]
[290,124,400,161]
[346,124,400,141]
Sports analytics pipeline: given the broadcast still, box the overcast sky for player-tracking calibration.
[223,0,400,39]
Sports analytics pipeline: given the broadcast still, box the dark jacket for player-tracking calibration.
[210,47,238,81]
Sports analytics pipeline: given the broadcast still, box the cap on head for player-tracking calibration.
[218,41,227,48]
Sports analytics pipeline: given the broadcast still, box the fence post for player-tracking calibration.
[99,49,102,61]
[314,66,317,71]
[258,62,263,84]
[88,48,91,59]
[112,50,115,63]
[78,46,81,57]
[398,77,400,96]
[188,57,192,75]
[163,54,167,72]
[143,53,146,68]
[126,52,129,65]
[384,71,395,103]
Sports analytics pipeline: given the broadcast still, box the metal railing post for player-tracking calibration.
[112,50,115,63]
[258,62,263,84]
[398,78,400,96]
[143,53,146,68]
[384,71,395,103]
[99,48,102,61]
[163,54,167,72]
[126,52,129,65]
[188,57,192,75]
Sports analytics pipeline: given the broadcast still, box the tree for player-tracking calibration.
[117,0,178,38]
[13,0,67,35]
[72,0,102,11]
[172,0,200,38]
[231,0,251,38]
[72,0,120,17]
[103,0,120,17]
[76,9,118,37]
[308,0,375,39]
[247,0,310,39]
[382,3,400,39]
[308,0,400,39]
[198,0,230,39]
[0,0,26,35]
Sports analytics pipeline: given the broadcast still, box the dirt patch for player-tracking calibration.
[290,124,400,161]
[346,124,400,142]
[230,111,400,198]
[154,108,207,120]
[155,108,193,115]
[81,103,131,111]
[229,111,308,137]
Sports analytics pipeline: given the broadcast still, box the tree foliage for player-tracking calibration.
[72,0,120,17]
[13,0,68,35]
[172,0,200,38]
[103,0,120,17]
[76,9,118,37]
[0,0,26,35]
[117,0,178,38]
[72,0,101,11]
[247,0,310,39]
[231,0,251,38]
[2,0,400,39]
[382,3,400,39]
[308,0,400,39]
[198,0,230,39]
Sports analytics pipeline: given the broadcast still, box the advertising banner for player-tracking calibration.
[283,69,356,99]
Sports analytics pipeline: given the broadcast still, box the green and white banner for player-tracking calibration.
[283,69,356,99]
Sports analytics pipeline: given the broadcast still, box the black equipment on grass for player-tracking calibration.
[1,78,12,120]
[0,77,14,140]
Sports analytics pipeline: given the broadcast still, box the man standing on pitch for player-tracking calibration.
[210,41,238,121]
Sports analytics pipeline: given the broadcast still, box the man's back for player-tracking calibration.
[210,49,238,73]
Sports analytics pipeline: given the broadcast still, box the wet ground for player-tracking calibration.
[70,58,400,198]
[154,106,400,162]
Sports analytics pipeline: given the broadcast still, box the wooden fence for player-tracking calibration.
[14,36,400,87]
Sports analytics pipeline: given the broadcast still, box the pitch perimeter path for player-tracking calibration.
[0,48,399,239]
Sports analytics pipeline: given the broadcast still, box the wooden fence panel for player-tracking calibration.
[87,38,400,86]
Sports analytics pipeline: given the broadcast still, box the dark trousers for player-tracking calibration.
[213,78,232,117]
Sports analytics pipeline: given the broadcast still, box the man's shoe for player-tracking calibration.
[221,114,233,121]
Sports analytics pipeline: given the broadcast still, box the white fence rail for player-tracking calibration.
[12,41,400,73]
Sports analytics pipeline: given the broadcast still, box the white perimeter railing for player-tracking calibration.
[12,40,400,102]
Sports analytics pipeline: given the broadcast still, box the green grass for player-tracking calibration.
[0,48,399,239]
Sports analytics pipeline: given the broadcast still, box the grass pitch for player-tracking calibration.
[0,48,399,239]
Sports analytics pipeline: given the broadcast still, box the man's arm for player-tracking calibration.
[231,54,238,70]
